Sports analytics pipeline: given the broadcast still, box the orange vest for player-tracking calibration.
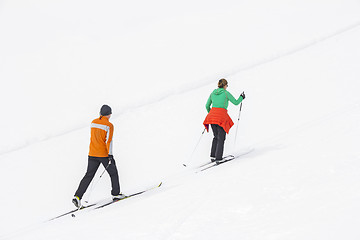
[89,116,114,157]
[203,107,234,134]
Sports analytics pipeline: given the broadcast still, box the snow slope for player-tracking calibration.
[1,0,360,239]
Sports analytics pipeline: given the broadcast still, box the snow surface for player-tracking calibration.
[1,0,360,239]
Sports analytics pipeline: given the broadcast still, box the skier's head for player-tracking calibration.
[100,105,112,118]
[218,79,228,89]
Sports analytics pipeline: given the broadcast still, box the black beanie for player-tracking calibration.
[100,105,112,116]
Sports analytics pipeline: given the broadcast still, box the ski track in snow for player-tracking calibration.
[223,20,360,78]
[1,21,359,157]
[158,184,214,240]
[249,102,360,150]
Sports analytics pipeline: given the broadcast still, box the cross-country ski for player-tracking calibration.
[49,182,162,221]
[48,203,98,221]
[95,182,162,209]
[199,149,254,172]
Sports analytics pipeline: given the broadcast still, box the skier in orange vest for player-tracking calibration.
[73,105,124,208]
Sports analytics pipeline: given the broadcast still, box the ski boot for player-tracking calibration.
[72,196,81,208]
[112,193,126,201]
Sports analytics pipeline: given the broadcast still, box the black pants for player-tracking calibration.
[75,156,120,199]
[211,124,226,160]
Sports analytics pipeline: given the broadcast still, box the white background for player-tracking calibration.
[0,0,360,239]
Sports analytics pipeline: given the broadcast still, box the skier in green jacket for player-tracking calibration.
[203,79,245,161]
[205,83,244,113]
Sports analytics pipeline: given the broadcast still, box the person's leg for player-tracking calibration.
[100,157,120,196]
[210,124,219,158]
[215,126,226,160]
[75,157,101,199]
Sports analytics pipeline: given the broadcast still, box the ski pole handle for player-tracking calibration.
[234,100,243,146]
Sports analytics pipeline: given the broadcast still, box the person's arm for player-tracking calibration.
[106,123,114,156]
[205,94,212,113]
[227,91,244,105]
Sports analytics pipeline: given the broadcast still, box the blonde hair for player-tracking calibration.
[218,79,228,88]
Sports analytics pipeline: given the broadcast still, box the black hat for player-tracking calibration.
[100,105,112,116]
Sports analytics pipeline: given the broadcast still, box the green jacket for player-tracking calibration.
[206,88,243,113]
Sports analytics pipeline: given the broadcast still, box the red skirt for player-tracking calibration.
[203,108,234,134]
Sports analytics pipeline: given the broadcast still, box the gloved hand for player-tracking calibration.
[241,92,245,100]
[108,155,115,164]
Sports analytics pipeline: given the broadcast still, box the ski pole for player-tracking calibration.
[99,160,111,178]
[234,96,244,146]
[84,161,111,203]
[183,128,206,167]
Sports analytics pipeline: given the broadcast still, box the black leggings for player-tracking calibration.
[75,156,120,199]
[210,124,226,160]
